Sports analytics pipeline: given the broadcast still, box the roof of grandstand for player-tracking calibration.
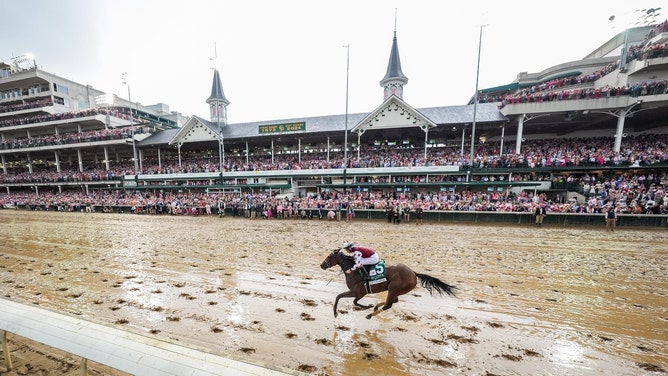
[137,103,509,147]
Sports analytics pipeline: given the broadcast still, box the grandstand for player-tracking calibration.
[0,22,666,216]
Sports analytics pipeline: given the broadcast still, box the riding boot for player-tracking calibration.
[359,267,368,281]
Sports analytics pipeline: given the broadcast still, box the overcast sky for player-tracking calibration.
[0,0,661,124]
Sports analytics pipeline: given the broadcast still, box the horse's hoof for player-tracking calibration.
[365,314,373,319]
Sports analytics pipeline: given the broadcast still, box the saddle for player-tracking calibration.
[356,261,387,292]
[358,264,374,279]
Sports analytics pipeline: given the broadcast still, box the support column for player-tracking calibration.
[103,147,110,171]
[177,143,182,168]
[139,149,143,172]
[298,138,301,164]
[460,128,465,156]
[27,153,33,174]
[499,124,506,156]
[77,149,83,172]
[423,128,428,159]
[271,139,274,165]
[515,115,525,155]
[157,147,162,169]
[589,104,638,154]
[357,133,361,161]
[1,155,6,174]
[245,141,249,165]
[55,151,61,172]
[614,108,627,153]
[326,136,330,162]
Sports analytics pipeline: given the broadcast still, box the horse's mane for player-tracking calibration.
[337,252,356,268]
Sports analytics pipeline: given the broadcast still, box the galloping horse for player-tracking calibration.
[320,249,457,319]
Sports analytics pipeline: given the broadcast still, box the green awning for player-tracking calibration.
[518,71,582,88]
[478,82,519,94]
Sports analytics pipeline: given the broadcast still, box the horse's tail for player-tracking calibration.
[415,273,457,297]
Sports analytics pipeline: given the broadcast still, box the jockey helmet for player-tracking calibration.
[343,241,354,249]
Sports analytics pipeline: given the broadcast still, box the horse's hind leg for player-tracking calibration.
[366,295,399,319]
[373,297,399,311]
[372,296,397,311]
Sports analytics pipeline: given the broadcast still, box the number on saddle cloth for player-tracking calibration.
[359,261,386,282]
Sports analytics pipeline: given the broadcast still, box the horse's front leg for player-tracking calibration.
[333,290,356,318]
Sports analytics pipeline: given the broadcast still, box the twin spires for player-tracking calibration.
[380,29,408,101]
[206,69,230,125]
[204,22,406,123]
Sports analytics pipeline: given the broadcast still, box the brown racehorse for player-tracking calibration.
[320,249,457,319]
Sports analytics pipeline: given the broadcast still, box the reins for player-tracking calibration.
[324,248,353,285]
[326,270,344,286]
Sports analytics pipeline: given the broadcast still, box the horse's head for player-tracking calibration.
[320,249,341,270]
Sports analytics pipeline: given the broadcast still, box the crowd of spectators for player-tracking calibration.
[638,42,668,60]
[0,97,53,114]
[122,133,668,176]
[477,20,668,105]
[0,125,147,150]
[1,169,665,217]
[631,19,668,61]
[0,165,125,184]
[500,79,667,106]
[476,63,619,104]
[0,107,130,128]
[0,133,665,184]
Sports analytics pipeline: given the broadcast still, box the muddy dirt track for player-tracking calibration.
[0,210,666,375]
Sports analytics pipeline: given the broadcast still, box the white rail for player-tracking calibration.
[0,298,296,376]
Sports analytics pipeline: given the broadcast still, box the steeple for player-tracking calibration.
[206,69,230,125]
[380,17,408,100]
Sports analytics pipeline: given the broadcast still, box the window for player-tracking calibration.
[53,83,69,95]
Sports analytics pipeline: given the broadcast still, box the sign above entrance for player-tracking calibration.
[258,121,306,134]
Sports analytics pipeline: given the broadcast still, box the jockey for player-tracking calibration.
[341,241,380,275]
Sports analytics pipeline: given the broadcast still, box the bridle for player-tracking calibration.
[322,250,347,285]
[322,250,338,269]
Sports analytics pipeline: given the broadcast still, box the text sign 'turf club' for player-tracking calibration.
[258,122,306,134]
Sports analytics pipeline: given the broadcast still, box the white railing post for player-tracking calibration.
[2,330,13,371]
[81,357,88,376]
